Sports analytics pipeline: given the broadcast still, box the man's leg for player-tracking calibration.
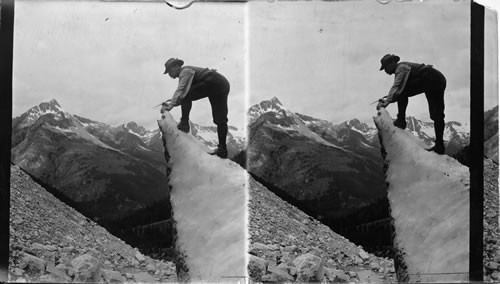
[178,99,192,133]
[216,123,228,150]
[394,97,409,129]
[208,76,230,158]
[425,87,446,154]
[176,82,211,133]
[208,95,229,158]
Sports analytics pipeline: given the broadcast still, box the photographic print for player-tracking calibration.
[3,0,499,283]
[9,0,247,282]
[245,0,496,283]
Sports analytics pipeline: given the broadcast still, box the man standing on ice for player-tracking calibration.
[161,58,230,159]
[376,54,447,155]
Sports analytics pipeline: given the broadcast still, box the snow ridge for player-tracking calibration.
[374,109,469,282]
[158,113,247,281]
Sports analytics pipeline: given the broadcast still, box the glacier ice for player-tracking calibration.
[374,108,469,282]
[158,112,248,281]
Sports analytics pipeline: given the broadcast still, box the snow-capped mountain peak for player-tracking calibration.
[248,97,289,123]
[31,99,63,115]
[403,116,470,145]
[40,99,63,112]
[123,121,148,137]
[345,119,375,134]
[269,96,283,106]
[18,99,67,128]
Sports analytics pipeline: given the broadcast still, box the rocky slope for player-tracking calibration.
[248,177,397,283]
[484,158,500,282]
[8,165,176,283]
[484,106,499,163]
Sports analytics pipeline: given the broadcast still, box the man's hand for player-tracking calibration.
[376,98,390,110]
[160,101,174,113]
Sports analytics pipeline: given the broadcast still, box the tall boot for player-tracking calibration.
[177,100,192,133]
[428,120,445,154]
[209,123,228,158]
[393,113,407,129]
[177,118,190,133]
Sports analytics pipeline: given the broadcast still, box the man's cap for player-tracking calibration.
[163,58,184,74]
[379,54,400,71]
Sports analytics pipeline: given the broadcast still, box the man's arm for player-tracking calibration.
[170,68,195,106]
[386,64,411,103]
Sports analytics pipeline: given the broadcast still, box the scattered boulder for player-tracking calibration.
[279,252,294,266]
[248,254,267,281]
[46,262,72,282]
[131,258,141,266]
[133,272,157,283]
[370,261,380,271]
[20,253,46,274]
[71,254,102,282]
[486,262,499,271]
[31,243,48,251]
[324,267,343,282]
[267,244,280,251]
[39,274,61,283]
[55,264,75,278]
[267,265,295,281]
[348,271,358,278]
[250,242,270,251]
[146,263,156,272]
[357,269,381,283]
[282,245,299,253]
[324,268,350,283]
[12,268,24,276]
[87,248,100,257]
[277,263,296,277]
[61,246,75,253]
[45,245,58,252]
[135,252,146,262]
[261,274,277,282]
[264,251,279,266]
[102,269,126,283]
[293,253,324,282]
[353,255,363,265]
[359,249,370,260]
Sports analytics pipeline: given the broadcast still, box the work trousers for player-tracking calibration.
[180,71,230,148]
[397,68,447,143]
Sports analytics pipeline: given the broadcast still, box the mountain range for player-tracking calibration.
[245,97,471,221]
[10,97,479,224]
[11,99,245,222]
